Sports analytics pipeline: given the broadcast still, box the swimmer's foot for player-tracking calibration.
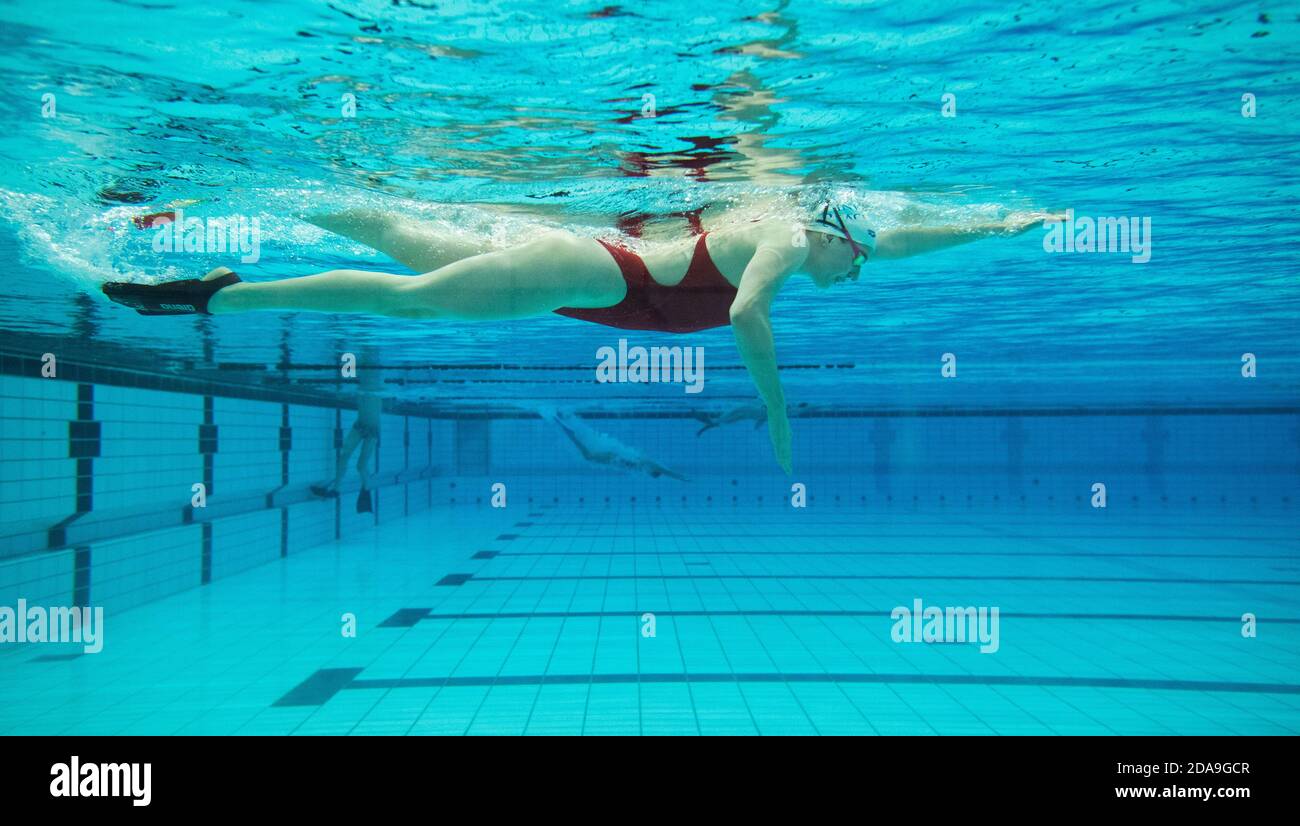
[101,267,240,315]
[310,484,339,499]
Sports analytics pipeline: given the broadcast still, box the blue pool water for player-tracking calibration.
[0,0,1297,735]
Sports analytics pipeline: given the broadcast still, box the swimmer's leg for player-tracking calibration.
[312,426,362,497]
[355,436,375,489]
[210,234,624,320]
[307,209,490,272]
[354,436,376,513]
[336,427,363,487]
[207,267,428,317]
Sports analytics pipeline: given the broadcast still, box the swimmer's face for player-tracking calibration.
[805,232,859,289]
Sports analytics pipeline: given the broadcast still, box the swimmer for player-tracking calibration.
[103,203,1062,473]
[541,407,687,481]
[310,367,382,512]
[693,400,811,435]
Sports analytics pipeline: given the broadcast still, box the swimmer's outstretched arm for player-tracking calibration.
[872,211,1065,260]
[729,236,807,475]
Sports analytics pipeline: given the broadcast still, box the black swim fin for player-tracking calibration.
[102,271,240,315]
[356,488,372,514]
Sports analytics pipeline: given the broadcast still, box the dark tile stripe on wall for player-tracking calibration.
[333,408,342,541]
[272,668,1300,707]
[72,546,91,605]
[201,522,213,585]
[48,384,99,550]
[279,403,291,486]
[72,383,98,513]
[200,396,217,502]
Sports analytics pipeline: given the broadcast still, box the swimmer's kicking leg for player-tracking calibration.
[102,232,626,321]
[306,205,615,272]
[306,209,491,273]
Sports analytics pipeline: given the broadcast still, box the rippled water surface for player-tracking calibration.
[0,0,1296,411]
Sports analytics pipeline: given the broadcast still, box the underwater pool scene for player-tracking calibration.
[0,0,1297,738]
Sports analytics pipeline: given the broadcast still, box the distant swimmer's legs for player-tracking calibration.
[310,426,363,498]
[356,436,374,488]
[207,232,624,320]
[354,435,376,513]
[307,209,491,272]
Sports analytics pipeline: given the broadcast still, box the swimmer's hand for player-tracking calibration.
[768,407,792,475]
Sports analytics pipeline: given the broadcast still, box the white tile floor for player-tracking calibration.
[1,500,1297,735]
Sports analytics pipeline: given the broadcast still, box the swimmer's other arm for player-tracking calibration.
[872,211,1066,259]
[729,238,805,475]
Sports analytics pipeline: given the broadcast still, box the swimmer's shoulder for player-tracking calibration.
[705,219,807,283]
[709,216,792,248]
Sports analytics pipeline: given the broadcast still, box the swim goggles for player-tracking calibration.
[815,204,870,269]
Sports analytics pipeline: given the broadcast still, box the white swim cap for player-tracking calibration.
[809,202,876,253]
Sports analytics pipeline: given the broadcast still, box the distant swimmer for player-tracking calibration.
[693,401,810,435]
[541,407,687,481]
[310,367,382,513]
[103,201,1063,473]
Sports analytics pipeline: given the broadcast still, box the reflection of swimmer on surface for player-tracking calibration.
[693,401,810,435]
[540,407,687,481]
[103,198,1062,475]
[311,366,382,512]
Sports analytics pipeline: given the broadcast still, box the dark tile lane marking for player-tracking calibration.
[376,608,1300,624]
[272,668,1300,706]
[460,574,1300,586]
[436,573,474,586]
[483,550,1299,560]
[272,668,365,706]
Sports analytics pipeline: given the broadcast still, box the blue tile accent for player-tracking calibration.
[272,668,365,706]
[378,608,430,627]
[74,463,92,513]
[76,382,93,419]
[279,403,291,486]
[198,424,218,455]
[201,396,216,498]
[341,672,1300,695]
[68,420,100,458]
[435,573,473,586]
[471,550,498,559]
[466,573,1300,586]
[200,522,212,585]
[73,546,91,604]
[406,609,1300,623]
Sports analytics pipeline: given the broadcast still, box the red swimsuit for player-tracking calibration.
[554,233,737,333]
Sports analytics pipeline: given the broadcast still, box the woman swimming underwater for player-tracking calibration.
[102,202,1060,473]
